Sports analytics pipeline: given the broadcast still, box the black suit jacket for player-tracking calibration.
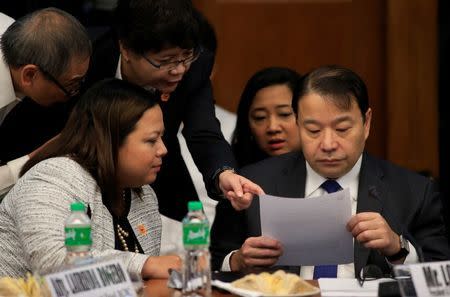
[0,97,72,165]
[85,30,236,220]
[210,152,450,275]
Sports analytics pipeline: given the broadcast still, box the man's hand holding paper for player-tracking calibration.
[230,236,283,271]
[259,189,353,266]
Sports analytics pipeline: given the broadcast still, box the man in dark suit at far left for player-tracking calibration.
[0,8,91,197]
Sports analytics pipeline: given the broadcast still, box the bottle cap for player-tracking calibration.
[188,201,202,211]
[70,202,86,212]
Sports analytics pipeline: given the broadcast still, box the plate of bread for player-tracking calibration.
[212,270,320,297]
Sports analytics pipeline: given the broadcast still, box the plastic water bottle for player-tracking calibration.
[182,201,211,297]
[64,202,92,265]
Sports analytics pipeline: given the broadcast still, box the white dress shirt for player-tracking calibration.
[221,154,417,277]
[0,13,29,197]
[301,155,417,278]
[300,155,362,278]
[0,13,15,114]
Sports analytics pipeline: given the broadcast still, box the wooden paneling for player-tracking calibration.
[386,0,438,176]
[194,0,439,176]
[194,0,386,157]
[348,0,386,159]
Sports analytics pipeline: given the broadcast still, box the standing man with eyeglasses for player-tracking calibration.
[0,8,91,197]
[85,0,263,222]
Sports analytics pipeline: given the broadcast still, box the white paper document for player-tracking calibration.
[318,278,392,297]
[259,189,353,266]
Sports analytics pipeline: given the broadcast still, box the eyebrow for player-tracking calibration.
[158,55,175,59]
[159,49,193,59]
[302,115,354,125]
[275,104,293,109]
[145,128,165,136]
[250,107,268,112]
[251,104,292,112]
[67,75,85,82]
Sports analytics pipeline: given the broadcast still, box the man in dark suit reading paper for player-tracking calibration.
[210,65,450,278]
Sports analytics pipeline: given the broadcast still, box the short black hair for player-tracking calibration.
[193,8,217,55]
[232,67,302,167]
[114,0,200,54]
[293,65,369,121]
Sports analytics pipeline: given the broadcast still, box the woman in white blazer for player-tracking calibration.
[0,79,180,278]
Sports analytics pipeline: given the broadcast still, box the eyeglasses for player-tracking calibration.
[141,48,202,71]
[357,265,394,287]
[357,273,382,287]
[38,67,84,98]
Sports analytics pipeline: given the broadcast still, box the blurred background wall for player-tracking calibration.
[0,0,448,226]
[193,0,440,178]
[194,0,449,230]
[0,0,442,175]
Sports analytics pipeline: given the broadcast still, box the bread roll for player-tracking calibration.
[231,270,318,295]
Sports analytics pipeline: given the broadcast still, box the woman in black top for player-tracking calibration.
[232,67,303,167]
[85,0,262,218]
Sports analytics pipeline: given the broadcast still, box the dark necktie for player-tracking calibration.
[313,179,342,279]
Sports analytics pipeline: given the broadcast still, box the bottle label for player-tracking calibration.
[65,227,92,246]
[183,223,209,246]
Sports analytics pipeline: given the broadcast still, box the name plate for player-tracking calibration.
[44,258,137,297]
[398,260,450,297]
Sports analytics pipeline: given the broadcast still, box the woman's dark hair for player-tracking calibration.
[293,65,369,121]
[232,67,302,167]
[114,0,199,54]
[21,79,160,214]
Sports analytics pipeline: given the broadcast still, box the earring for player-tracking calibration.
[161,93,170,102]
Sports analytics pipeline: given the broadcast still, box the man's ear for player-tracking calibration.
[119,40,131,62]
[20,64,39,87]
[364,107,372,140]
